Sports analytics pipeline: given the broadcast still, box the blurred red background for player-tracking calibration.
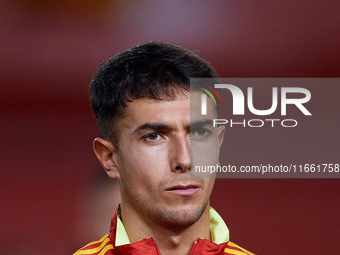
[1,0,339,254]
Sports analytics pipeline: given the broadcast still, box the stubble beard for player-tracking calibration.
[153,199,209,231]
[121,173,213,232]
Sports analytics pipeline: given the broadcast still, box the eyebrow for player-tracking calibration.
[190,119,214,128]
[133,123,171,133]
[133,119,214,134]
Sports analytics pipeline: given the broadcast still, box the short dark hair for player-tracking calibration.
[90,42,218,146]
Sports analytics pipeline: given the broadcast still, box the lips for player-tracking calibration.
[165,184,200,196]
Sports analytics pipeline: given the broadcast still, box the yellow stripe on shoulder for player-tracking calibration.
[98,244,114,255]
[74,235,113,255]
[224,241,255,255]
[77,235,109,250]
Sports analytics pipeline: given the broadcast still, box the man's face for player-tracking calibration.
[114,91,224,229]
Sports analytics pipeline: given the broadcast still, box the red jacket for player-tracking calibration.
[74,207,254,255]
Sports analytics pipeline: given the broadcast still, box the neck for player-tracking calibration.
[120,204,211,255]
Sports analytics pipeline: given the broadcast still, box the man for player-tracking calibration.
[74,42,254,255]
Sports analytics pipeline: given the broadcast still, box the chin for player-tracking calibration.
[155,202,208,229]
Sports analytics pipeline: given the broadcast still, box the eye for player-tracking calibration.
[190,128,210,139]
[144,132,162,142]
[148,133,159,140]
[196,129,207,136]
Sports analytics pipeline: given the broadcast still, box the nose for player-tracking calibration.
[170,135,191,173]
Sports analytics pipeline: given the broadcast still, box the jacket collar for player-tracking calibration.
[109,205,230,254]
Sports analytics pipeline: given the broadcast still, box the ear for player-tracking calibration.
[93,138,120,179]
[217,125,225,148]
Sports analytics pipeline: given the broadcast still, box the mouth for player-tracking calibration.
[165,184,200,196]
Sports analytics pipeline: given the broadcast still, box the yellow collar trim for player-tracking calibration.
[209,207,230,244]
[115,205,130,246]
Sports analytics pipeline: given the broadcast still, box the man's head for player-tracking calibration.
[90,42,218,147]
[91,42,224,231]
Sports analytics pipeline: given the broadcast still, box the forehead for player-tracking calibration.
[119,92,190,130]
[116,91,217,134]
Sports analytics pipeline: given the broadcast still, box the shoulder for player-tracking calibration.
[223,241,255,255]
[73,234,114,255]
